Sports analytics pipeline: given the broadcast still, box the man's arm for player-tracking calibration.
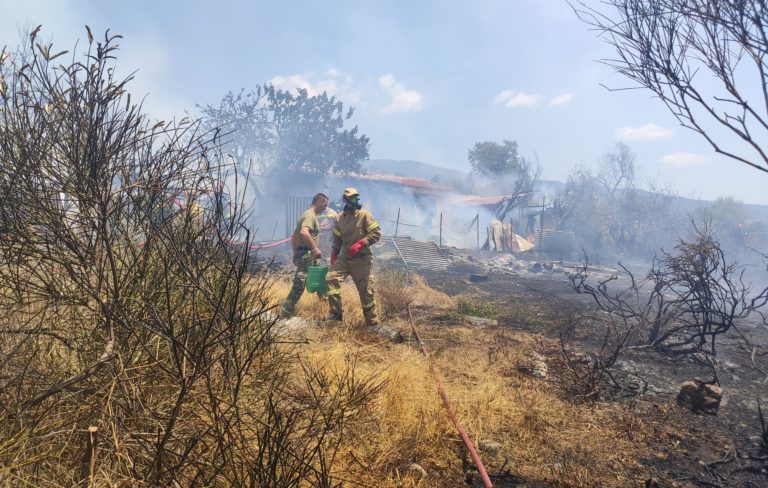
[363,213,381,246]
[299,226,321,258]
[347,212,381,258]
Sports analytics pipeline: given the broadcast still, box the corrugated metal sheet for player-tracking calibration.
[376,236,451,271]
[534,229,575,253]
[285,196,313,237]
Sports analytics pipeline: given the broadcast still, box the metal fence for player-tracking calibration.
[285,196,313,237]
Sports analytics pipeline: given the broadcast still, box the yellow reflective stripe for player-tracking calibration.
[367,223,380,231]
[332,228,341,236]
[362,300,375,310]
[326,289,342,296]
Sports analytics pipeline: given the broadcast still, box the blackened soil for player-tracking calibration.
[424,271,768,487]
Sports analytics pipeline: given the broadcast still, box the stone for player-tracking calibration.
[517,351,548,379]
[450,258,488,274]
[466,316,498,327]
[469,273,490,283]
[479,439,502,454]
[275,316,316,335]
[369,324,405,343]
[676,380,723,415]
[529,262,543,273]
[405,463,427,478]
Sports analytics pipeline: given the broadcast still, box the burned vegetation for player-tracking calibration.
[0,28,384,486]
[2,18,768,488]
[565,224,768,394]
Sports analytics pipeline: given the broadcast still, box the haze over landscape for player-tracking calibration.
[2,0,765,204]
[3,2,768,487]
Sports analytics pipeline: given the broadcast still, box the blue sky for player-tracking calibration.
[2,0,766,204]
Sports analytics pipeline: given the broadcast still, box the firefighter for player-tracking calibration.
[316,204,339,258]
[280,193,328,318]
[326,188,402,342]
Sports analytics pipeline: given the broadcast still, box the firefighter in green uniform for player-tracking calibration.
[326,188,402,342]
[280,193,328,317]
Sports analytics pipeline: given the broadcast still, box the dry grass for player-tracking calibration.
[268,269,675,487]
[271,268,456,325]
[0,265,677,486]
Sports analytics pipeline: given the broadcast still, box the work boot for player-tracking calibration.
[279,299,295,319]
[320,312,343,327]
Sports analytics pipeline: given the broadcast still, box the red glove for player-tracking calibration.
[348,239,366,258]
[330,252,338,265]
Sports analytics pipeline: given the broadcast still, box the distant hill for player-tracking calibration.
[364,159,768,219]
[671,195,768,222]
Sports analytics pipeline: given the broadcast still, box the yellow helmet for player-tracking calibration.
[342,187,359,198]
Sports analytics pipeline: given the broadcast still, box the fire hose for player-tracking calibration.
[230,236,291,250]
[407,305,493,488]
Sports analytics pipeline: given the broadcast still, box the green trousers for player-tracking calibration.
[280,251,316,317]
[325,253,379,326]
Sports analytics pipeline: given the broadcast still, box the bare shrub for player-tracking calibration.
[245,357,385,487]
[569,225,768,364]
[571,0,768,174]
[0,27,380,486]
[376,269,454,319]
[376,268,414,318]
[559,313,647,402]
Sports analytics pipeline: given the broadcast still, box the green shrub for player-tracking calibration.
[456,298,501,319]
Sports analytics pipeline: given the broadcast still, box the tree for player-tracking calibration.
[571,0,768,174]
[597,142,635,196]
[553,143,677,257]
[495,155,541,221]
[702,196,747,230]
[468,139,522,176]
[694,196,749,255]
[200,85,370,182]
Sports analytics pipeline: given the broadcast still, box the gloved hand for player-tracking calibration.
[330,252,338,265]
[348,239,366,258]
[312,247,322,259]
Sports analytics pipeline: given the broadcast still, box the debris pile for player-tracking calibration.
[445,252,574,277]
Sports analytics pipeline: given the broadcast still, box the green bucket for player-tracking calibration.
[306,265,328,294]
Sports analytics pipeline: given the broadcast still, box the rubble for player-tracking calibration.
[517,351,548,379]
[444,251,595,278]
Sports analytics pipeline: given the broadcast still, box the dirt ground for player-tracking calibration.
[420,270,768,487]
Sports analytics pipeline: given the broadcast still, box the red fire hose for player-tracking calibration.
[230,236,292,250]
[407,306,493,488]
